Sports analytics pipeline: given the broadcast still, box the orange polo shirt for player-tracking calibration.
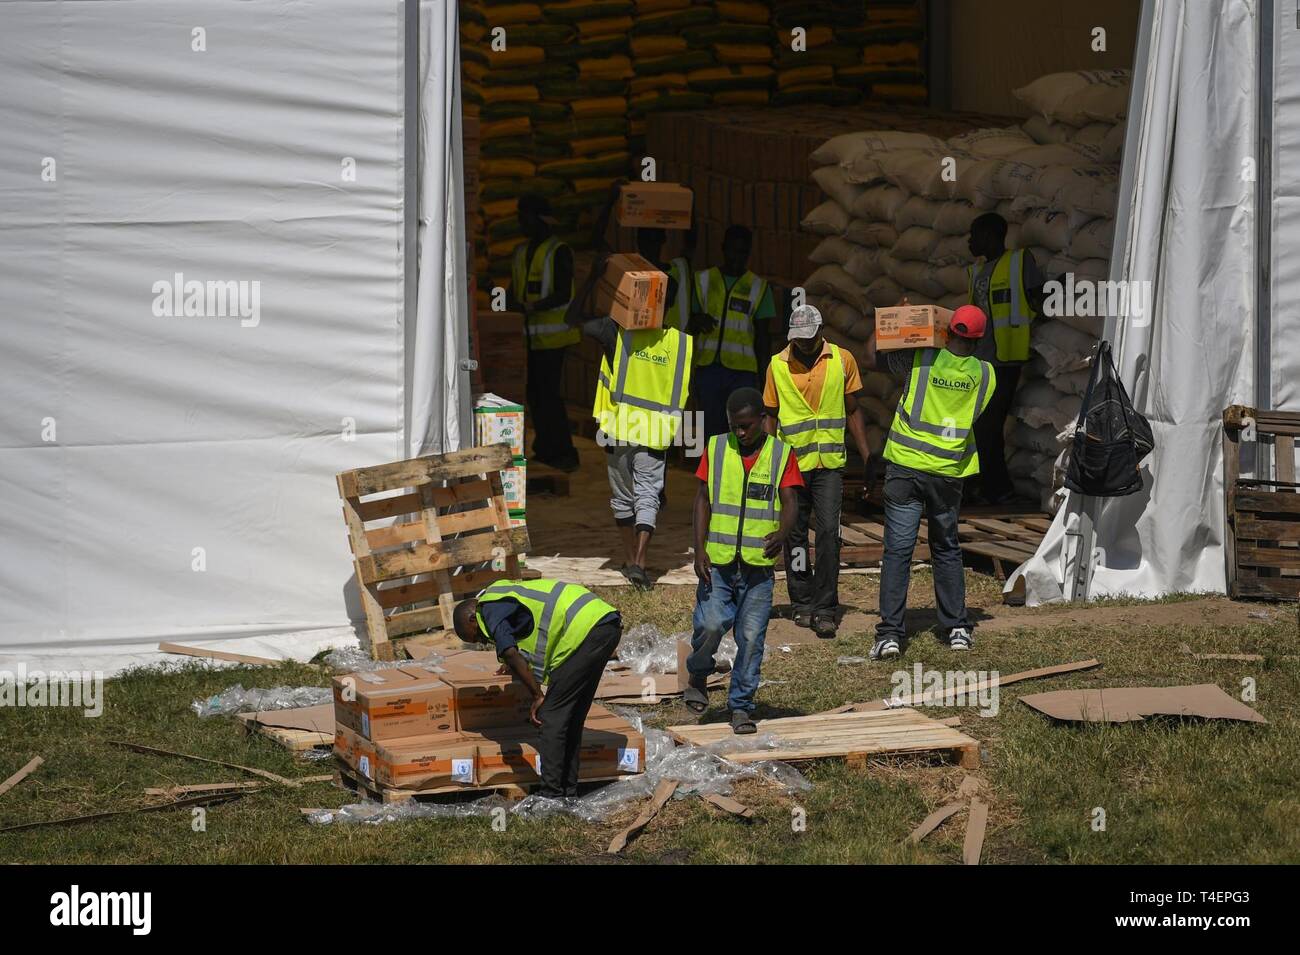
[762,340,863,411]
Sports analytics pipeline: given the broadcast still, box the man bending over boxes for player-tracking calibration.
[453,579,621,798]
[685,387,800,733]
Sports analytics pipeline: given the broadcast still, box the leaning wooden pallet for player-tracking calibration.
[1223,405,1300,600]
[337,444,529,660]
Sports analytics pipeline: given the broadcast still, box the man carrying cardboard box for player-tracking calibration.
[694,226,776,439]
[686,388,800,733]
[762,304,874,638]
[965,212,1047,504]
[871,306,996,660]
[507,194,579,472]
[453,579,621,798]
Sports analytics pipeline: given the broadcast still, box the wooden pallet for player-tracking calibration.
[667,708,980,769]
[808,509,1048,578]
[337,444,529,660]
[1223,405,1300,600]
[332,761,628,805]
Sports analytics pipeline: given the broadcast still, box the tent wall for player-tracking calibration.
[1010,0,1262,603]
[0,0,465,672]
[1270,0,1300,426]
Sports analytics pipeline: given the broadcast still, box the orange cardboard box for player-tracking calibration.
[334,723,380,782]
[371,733,480,790]
[593,253,667,330]
[442,673,535,732]
[874,304,952,350]
[331,666,455,742]
[616,181,694,229]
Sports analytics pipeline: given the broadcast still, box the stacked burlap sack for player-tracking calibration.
[799,69,1130,512]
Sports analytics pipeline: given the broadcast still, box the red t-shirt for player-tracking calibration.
[695,440,804,488]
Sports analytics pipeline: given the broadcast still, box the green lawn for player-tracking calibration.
[1,571,1297,864]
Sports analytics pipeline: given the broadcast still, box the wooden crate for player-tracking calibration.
[1223,405,1300,600]
[337,444,529,660]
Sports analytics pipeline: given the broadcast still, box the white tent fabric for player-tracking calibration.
[1009,0,1265,604]
[1270,0,1300,412]
[0,1,466,673]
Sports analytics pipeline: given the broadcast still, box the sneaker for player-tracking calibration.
[870,637,900,660]
[947,628,973,651]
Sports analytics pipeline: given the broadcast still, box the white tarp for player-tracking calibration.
[0,1,466,672]
[1010,0,1268,603]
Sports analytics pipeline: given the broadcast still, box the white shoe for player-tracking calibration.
[947,628,973,651]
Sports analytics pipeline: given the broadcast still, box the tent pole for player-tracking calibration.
[1255,0,1274,477]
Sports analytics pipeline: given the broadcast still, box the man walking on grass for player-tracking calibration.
[873,305,996,661]
[684,388,800,733]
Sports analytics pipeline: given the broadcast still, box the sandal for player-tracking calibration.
[730,710,756,735]
[793,611,813,628]
[683,681,709,714]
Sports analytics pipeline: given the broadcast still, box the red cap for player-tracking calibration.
[949,305,987,339]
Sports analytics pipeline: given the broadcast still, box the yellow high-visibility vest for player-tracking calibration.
[966,249,1035,362]
[704,432,791,567]
[694,267,765,371]
[770,343,847,470]
[511,236,578,350]
[476,579,616,683]
[596,326,692,450]
[883,348,995,478]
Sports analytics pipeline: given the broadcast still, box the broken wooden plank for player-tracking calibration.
[0,756,43,799]
[158,642,280,666]
[607,779,678,854]
[144,780,266,797]
[963,797,989,865]
[908,800,964,844]
[700,793,755,820]
[0,791,246,834]
[836,658,1102,713]
[109,740,303,787]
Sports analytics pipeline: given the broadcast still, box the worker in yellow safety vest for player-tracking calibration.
[453,579,623,798]
[762,304,874,639]
[965,212,1048,504]
[693,225,775,439]
[872,305,997,661]
[685,387,801,734]
[563,186,701,590]
[508,194,579,472]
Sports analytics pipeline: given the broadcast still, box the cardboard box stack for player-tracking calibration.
[333,650,646,792]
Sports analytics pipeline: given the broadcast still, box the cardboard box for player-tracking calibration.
[474,393,525,458]
[332,667,456,742]
[617,182,693,230]
[874,304,953,351]
[501,459,526,511]
[334,723,379,781]
[593,253,667,330]
[371,734,479,789]
[442,673,535,731]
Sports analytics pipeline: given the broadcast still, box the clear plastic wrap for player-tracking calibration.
[324,646,445,673]
[191,684,331,717]
[307,725,811,826]
[615,623,751,674]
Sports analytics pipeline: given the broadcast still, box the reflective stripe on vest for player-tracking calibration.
[475,579,614,682]
[512,237,578,350]
[704,432,789,566]
[597,327,693,449]
[883,348,994,478]
[771,342,848,470]
[966,249,1034,362]
[694,268,763,371]
[666,258,691,331]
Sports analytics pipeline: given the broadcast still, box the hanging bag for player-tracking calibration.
[1063,340,1154,496]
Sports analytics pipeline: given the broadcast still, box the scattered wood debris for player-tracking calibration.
[0,791,246,834]
[0,756,43,799]
[607,779,678,854]
[158,642,281,666]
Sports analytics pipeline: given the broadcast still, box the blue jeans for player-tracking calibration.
[688,561,773,713]
[876,462,969,642]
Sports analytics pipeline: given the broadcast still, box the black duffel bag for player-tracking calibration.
[1063,340,1154,497]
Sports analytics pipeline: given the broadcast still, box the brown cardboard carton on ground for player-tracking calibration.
[617,182,694,229]
[331,666,455,742]
[875,304,952,351]
[1019,684,1268,724]
[371,733,480,789]
[334,723,380,782]
[593,253,667,330]
[475,734,544,785]
[442,673,535,731]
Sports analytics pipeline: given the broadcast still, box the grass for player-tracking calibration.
[1,570,1297,864]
